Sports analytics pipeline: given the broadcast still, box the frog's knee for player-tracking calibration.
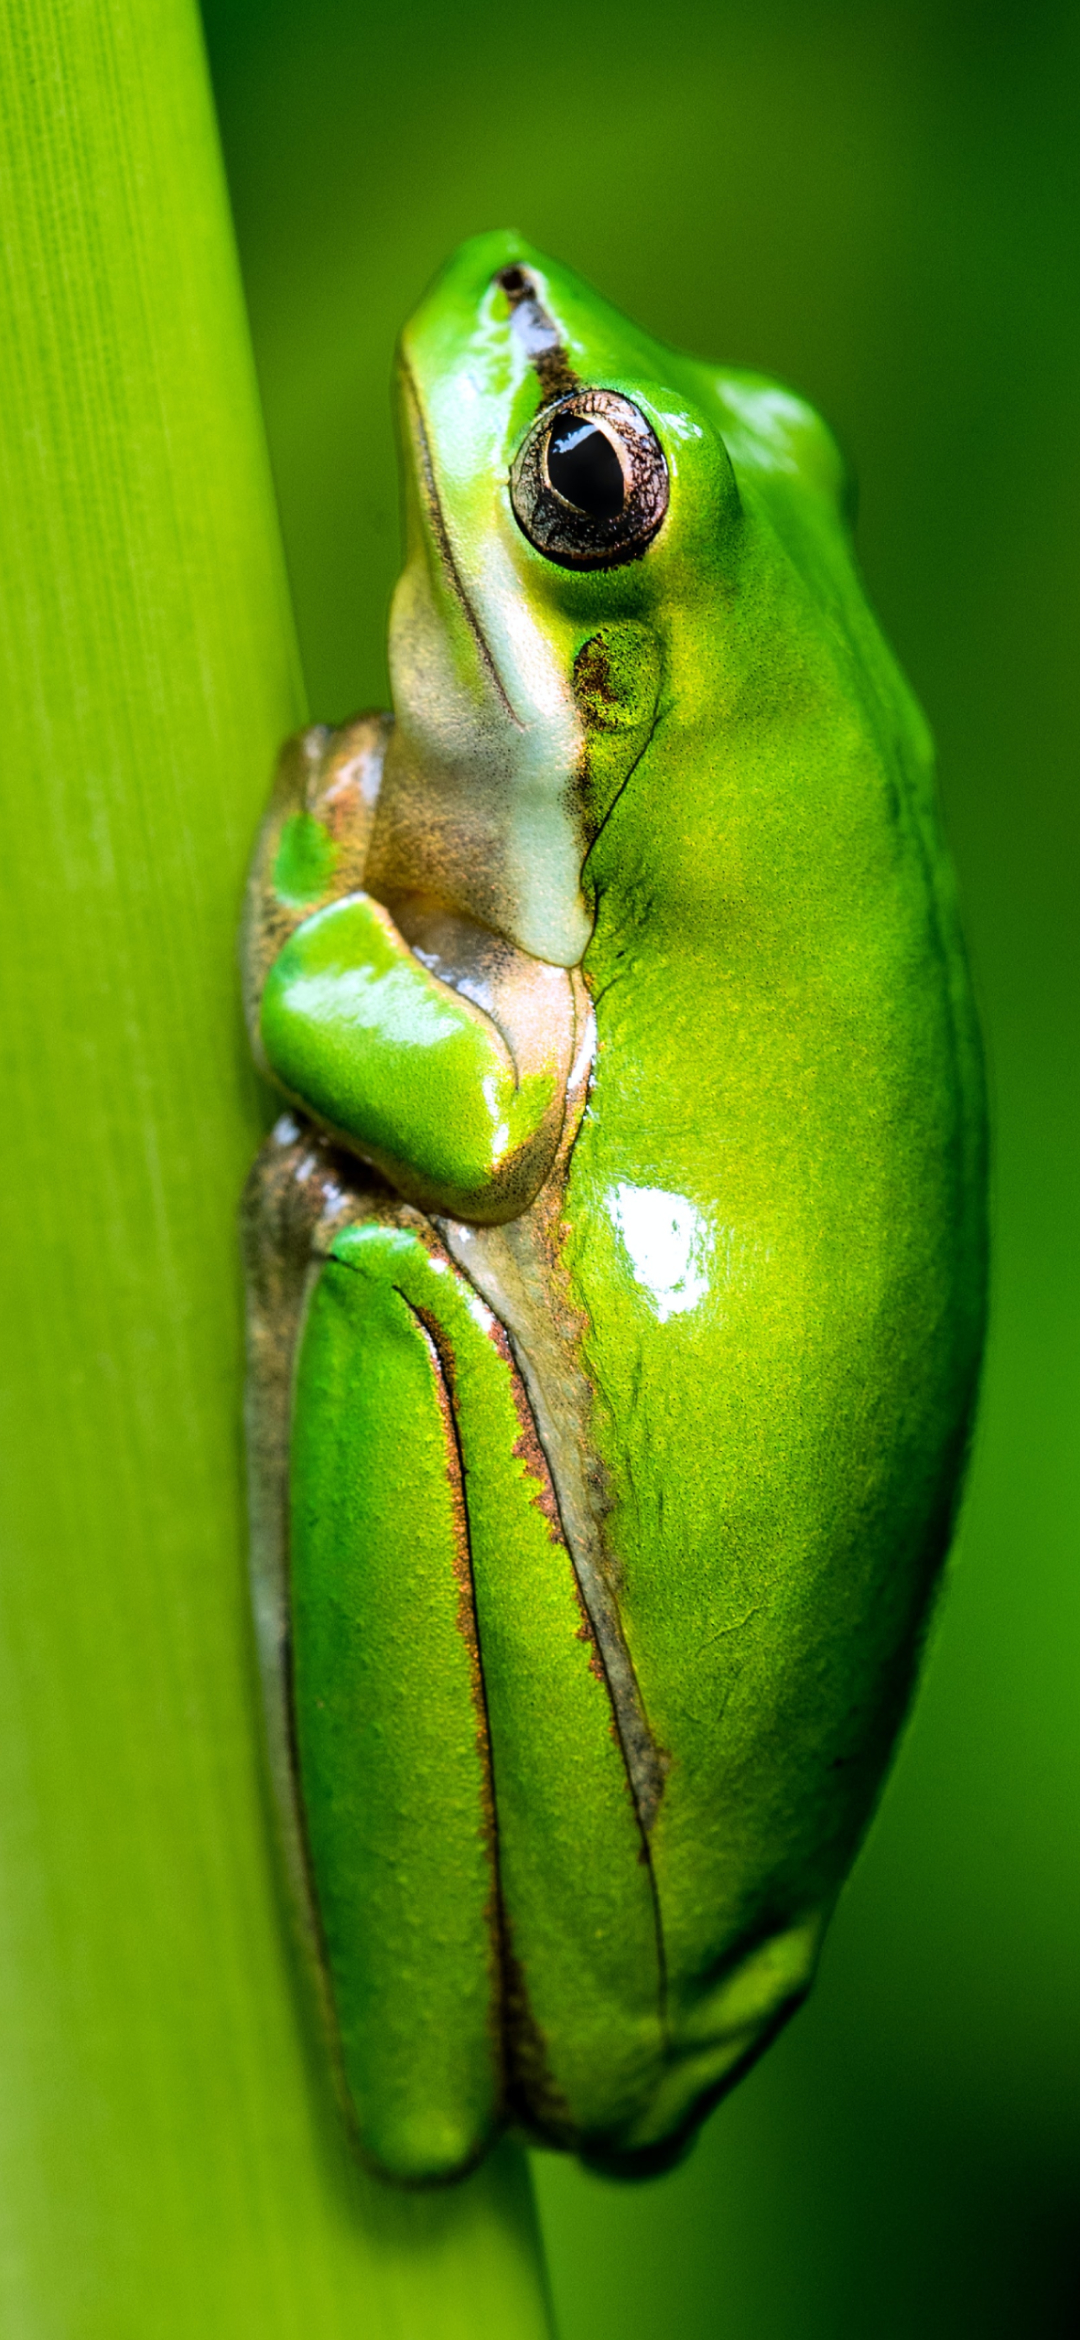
[361,2102,496,2188]
[327,1212,438,1285]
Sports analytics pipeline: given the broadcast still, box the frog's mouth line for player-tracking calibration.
[399,362,525,733]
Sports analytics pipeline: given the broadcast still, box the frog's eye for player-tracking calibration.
[510,390,669,570]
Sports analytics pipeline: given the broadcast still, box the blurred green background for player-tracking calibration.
[201,2,1079,2330]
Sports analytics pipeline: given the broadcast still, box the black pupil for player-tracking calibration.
[547,419,625,520]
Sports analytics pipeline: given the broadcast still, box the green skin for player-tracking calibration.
[242,232,987,2186]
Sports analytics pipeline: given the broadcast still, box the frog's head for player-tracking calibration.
[373,231,847,968]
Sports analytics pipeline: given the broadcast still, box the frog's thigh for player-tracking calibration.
[325,1223,666,2151]
[289,1227,500,2183]
[461,1345,666,2150]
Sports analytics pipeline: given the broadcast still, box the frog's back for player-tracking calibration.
[556,373,986,2145]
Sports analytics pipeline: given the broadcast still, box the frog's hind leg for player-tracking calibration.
[250,1155,666,2181]
[320,1219,667,2169]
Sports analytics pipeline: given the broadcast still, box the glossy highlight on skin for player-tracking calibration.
[241,231,987,2187]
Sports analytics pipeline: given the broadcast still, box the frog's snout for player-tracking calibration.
[495,260,578,407]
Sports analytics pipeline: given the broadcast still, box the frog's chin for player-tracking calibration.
[370,367,592,970]
[373,671,594,969]
[397,363,524,729]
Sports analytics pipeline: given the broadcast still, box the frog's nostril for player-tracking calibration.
[497,265,531,300]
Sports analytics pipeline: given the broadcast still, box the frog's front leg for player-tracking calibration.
[243,717,581,1225]
[292,1214,666,2182]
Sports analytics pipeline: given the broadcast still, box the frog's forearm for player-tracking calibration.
[241,717,390,1041]
[259,893,560,1220]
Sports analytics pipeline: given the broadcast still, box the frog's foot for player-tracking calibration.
[286,1212,667,2184]
[241,1113,393,2016]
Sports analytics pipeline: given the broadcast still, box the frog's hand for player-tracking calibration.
[258,891,570,1223]
[291,1217,666,2183]
[241,711,391,1043]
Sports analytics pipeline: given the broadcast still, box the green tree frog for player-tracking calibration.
[241,233,987,2187]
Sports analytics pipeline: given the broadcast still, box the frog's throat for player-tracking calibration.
[495,262,579,407]
[399,361,524,732]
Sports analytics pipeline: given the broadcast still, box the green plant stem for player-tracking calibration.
[0,4,553,2332]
